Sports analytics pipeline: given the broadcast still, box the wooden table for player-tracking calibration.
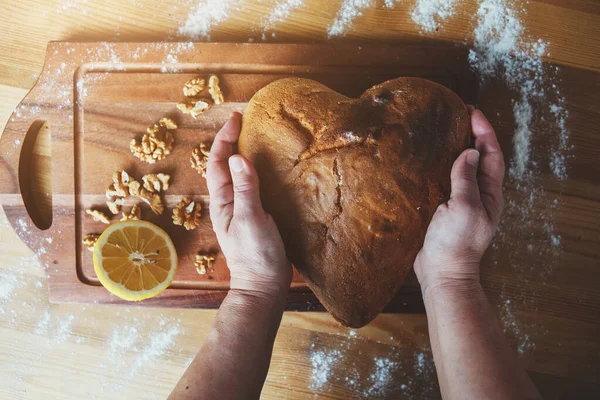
[0,1,598,398]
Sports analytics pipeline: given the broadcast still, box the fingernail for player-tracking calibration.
[229,156,245,173]
[466,149,480,167]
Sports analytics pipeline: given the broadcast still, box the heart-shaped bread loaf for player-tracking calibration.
[239,77,470,327]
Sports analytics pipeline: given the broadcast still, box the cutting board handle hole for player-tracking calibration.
[18,120,52,230]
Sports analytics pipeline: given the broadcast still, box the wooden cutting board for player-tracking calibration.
[0,42,476,310]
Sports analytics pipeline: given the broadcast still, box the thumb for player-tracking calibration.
[450,149,481,204]
[228,155,264,217]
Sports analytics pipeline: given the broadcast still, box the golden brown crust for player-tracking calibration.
[239,77,470,327]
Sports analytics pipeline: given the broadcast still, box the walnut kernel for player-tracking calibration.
[86,209,110,224]
[130,123,175,164]
[82,234,100,251]
[176,99,195,114]
[121,204,142,221]
[107,198,125,214]
[194,254,215,275]
[183,77,206,97]
[112,170,131,197]
[129,180,164,215]
[190,143,211,177]
[190,99,213,119]
[172,197,202,230]
[208,75,224,105]
[142,173,171,193]
[159,117,178,130]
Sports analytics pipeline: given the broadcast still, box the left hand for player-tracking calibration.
[206,112,292,297]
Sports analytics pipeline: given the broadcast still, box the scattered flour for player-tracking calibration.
[366,357,399,396]
[107,325,140,356]
[384,0,400,7]
[470,0,568,287]
[161,53,180,73]
[52,313,76,344]
[411,0,458,33]
[262,0,305,39]
[35,307,51,335]
[56,0,88,13]
[310,348,343,391]
[131,319,182,375]
[469,0,569,181]
[499,298,537,357]
[0,269,24,300]
[178,0,242,39]
[327,0,373,38]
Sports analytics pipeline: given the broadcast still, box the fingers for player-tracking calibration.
[207,112,243,230]
[450,149,481,204]
[469,109,505,223]
[471,109,501,155]
[229,155,264,218]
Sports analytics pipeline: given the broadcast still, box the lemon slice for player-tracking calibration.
[93,220,178,301]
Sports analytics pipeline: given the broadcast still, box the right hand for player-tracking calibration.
[206,112,292,298]
[414,108,505,293]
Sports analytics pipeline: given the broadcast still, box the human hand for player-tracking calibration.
[414,108,505,293]
[206,112,292,297]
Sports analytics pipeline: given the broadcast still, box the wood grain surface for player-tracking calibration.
[0,1,599,399]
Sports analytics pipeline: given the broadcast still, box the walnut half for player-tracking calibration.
[106,170,131,214]
[194,254,215,275]
[129,181,165,215]
[190,143,211,178]
[121,204,142,221]
[177,98,213,119]
[86,209,110,224]
[172,197,202,230]
[82,234,100,251]
[142,173,170,193]
[208,75,224,105]
[183,77,206,97]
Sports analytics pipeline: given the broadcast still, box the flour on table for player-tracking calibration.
[261,0,305,39]
[470,0,569,289]
[499,297,537,357]
[366,357,399,396]
[469,0,570,182]
[35,307,52,335]
[327,0,373,38]
[53,313,76,344]
[178,0,242,39]
[310,348,343,391]
[411,0,458,33]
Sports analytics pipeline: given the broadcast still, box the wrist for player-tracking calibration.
[229,273,291,301]
[225,286,287,314]
[417,266,482,300]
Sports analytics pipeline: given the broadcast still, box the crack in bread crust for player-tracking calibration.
[332,157,343,219]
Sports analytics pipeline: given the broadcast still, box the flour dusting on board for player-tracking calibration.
[327,0,373,38]
[411,0,458,32]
